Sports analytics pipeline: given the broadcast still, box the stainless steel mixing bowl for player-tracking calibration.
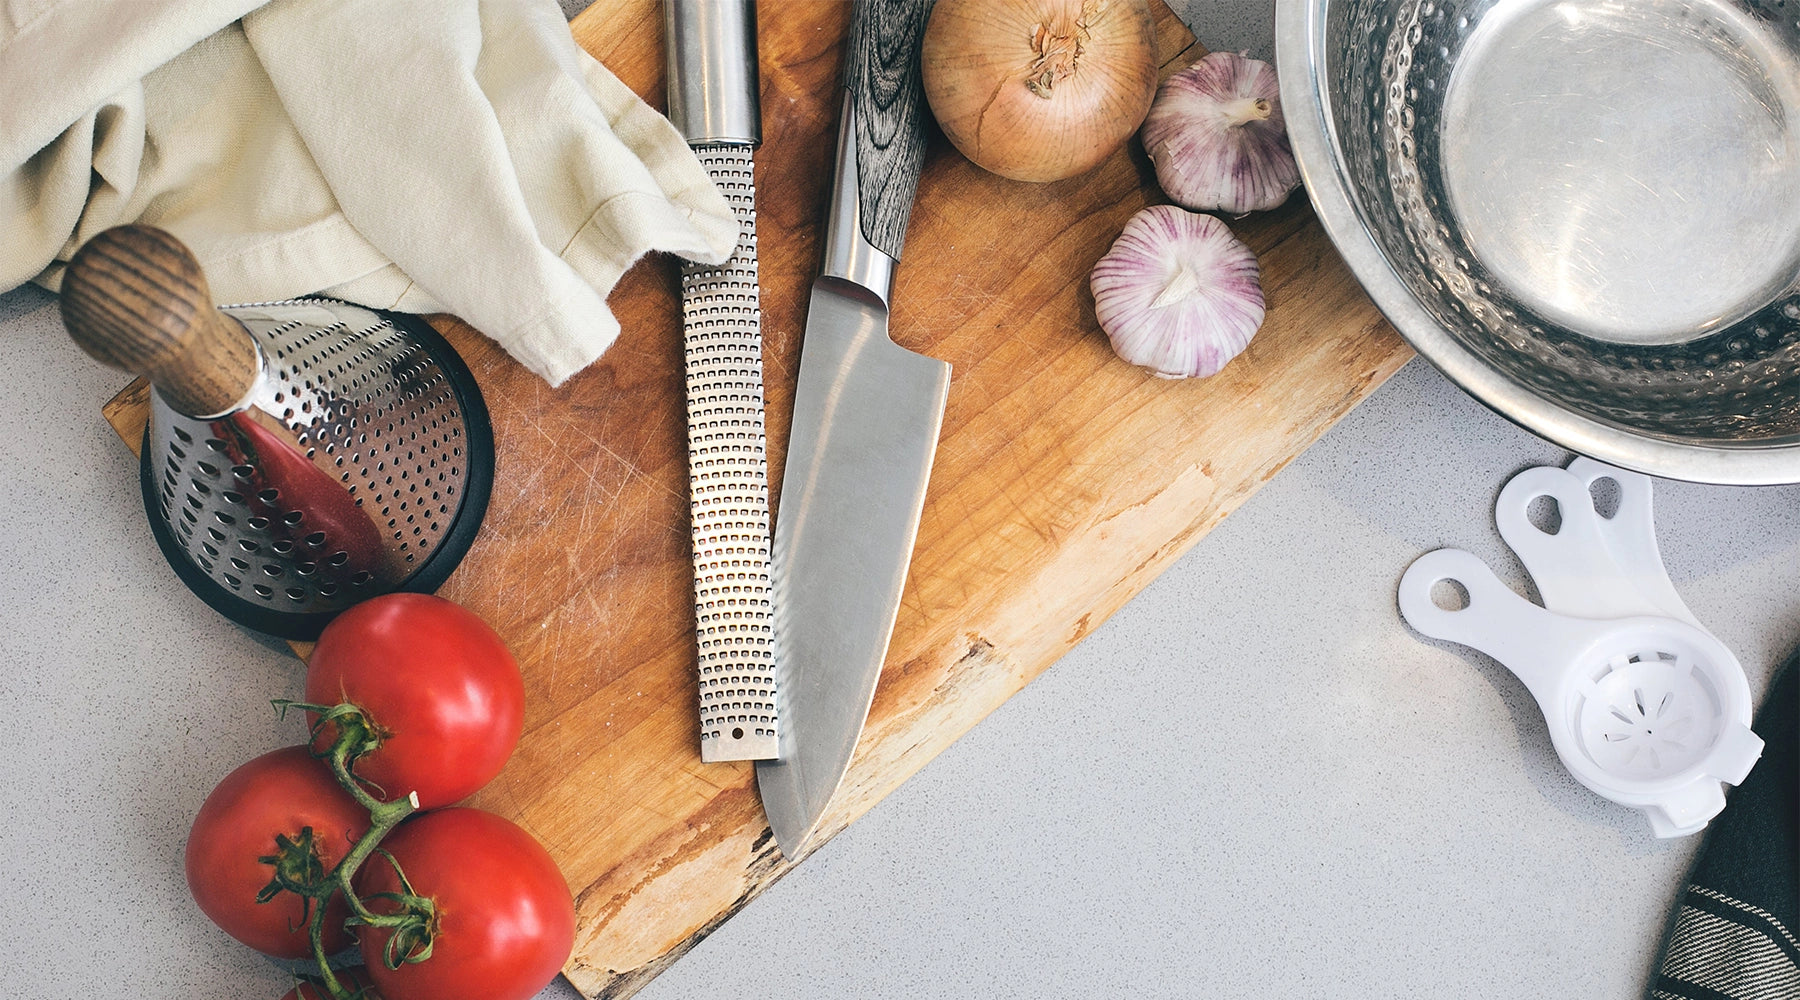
[1277,0,1800,484]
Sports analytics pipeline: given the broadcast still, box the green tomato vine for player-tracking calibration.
[263,700,442,1000]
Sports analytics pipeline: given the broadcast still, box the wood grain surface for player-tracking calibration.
[104,2,1410,996]
[843,0,932,259]
[67,225,259,417]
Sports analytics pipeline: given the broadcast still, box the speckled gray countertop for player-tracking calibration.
[7,2,1800,998]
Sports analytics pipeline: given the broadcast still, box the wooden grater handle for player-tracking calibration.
[61,225,259,417]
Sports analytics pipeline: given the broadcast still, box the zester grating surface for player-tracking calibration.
[683,144,779,762]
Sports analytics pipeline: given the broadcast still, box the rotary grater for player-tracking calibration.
[60,225,493,641]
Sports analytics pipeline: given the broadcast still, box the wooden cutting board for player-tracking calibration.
[105,1,1409,995]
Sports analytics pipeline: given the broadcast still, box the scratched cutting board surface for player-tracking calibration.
[104,1,1410,995]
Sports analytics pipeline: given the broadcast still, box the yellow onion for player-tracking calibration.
[921,0,1159,183]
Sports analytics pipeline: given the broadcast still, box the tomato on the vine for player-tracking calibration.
[355,808,575,1000]
[305,593,523,808]
[280,966,374,1000]
[185,745,368,959]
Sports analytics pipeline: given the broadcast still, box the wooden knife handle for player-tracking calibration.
[846,0,932,261]
[61,225,259,417]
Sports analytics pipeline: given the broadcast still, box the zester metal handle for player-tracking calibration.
[61,225,260,418]
[665,0,760,146]
[821,0,933,306]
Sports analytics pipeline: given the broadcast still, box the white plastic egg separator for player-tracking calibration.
[1496,459,1697,627]
[1397,460,1762,838]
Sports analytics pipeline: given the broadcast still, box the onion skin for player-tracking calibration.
[922,0,1159,183]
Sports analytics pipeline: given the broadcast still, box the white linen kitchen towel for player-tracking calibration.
[0,0,738,386]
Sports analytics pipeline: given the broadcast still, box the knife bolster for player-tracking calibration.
[821,96,898,307]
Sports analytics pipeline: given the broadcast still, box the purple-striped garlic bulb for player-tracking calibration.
[1090,205,1264,379]
[1141,51,1299,215]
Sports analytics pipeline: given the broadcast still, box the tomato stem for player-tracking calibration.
[353,847,439,968]
[270,700,427,1000]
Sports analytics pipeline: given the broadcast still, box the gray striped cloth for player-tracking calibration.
[1650,658,1797,999]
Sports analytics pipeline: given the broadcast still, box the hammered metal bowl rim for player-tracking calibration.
[1275,0,1800,486]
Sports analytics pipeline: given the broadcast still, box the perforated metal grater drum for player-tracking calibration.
[61,225,494,640]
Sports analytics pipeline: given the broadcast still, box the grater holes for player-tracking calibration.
[253,584,273,599]
[168,307,477,618]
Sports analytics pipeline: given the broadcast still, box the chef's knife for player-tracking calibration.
[756,0,949,858]
[666,0,779,763]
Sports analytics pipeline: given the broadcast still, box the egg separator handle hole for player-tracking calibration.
[1496,466,1661,622]
[1398,548,1596,707]
[1563,457,1701,629]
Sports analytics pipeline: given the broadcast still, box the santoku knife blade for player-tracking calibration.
[756,0,949,859]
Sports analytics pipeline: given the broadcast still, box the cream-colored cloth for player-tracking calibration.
[0,0,737,386]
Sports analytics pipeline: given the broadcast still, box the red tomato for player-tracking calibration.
[306,593,523,808]
[281,967,374,1000]
[355,808,575,1000]
[186,746,368,959]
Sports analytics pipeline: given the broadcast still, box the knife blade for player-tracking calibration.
[756,0,948,858]
[665,0,779,763]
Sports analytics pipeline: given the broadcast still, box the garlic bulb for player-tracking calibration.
[1090,205,1264,378]
[1140,51,1300,215]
